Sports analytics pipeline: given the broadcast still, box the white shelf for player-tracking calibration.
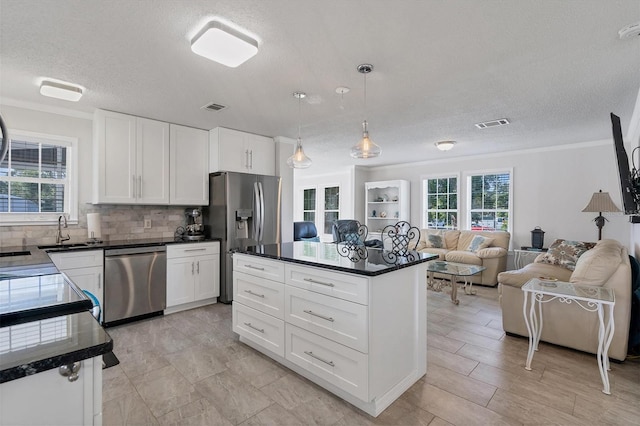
[364,180,410,235]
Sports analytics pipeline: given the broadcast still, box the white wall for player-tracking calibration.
[275,136,295,243]
[366,141,628,250]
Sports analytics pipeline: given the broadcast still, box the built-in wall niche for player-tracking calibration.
[364,180,410,237]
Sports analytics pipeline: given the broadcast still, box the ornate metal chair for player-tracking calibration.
[332,220,370,261]
[381,221,421,263]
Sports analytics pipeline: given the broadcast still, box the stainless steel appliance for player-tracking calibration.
[184,208,205,240]
[204,171,281,303]
[103,245,166,325]
[0,112,9,163]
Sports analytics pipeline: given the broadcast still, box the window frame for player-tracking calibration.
[464,168,513,233]
[421,173,460,230]
[0,129,78,225]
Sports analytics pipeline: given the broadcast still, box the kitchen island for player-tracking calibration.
[0,250,113,425]
[233,241,436,417]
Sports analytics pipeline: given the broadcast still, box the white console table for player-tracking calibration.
[521,278,615,394]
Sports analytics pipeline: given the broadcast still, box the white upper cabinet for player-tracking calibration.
[169,124,209,205]
[93,109,169,204]
[209,127,275,175]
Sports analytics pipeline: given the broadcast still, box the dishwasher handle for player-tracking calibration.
[105,245,166,256]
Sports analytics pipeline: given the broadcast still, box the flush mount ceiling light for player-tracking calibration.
[191,20,258,67]
[286,92,312,169]
[350,64,381,159]
[435,141,456,151]
[39,80,83,102]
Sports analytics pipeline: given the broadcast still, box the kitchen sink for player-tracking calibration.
[37,243,90,250]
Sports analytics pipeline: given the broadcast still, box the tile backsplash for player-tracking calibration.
[0,205,199,248]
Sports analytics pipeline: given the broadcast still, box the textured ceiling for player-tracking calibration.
[1,0,639,170]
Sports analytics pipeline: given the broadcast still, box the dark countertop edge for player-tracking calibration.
[0,299,93,328]
[0,338,113,384]
[238,250,438,276]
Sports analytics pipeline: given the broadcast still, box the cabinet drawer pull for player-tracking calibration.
[303,278,335,287]
[245,264,265,271]
[243,322,265,333]
[303,309,335,322]
[304,351,335,367]
[184,248,207,252]
[244,289,265,298]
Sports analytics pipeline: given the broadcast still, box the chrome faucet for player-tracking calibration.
[56,215,70,245]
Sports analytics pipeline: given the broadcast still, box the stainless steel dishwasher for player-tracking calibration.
[104,245,166,326]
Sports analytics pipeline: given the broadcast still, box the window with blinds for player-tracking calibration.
[0,130,76,223]
[468,172,511,231]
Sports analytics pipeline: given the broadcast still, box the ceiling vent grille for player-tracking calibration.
[475,118,510,129]
[202,102,227,112]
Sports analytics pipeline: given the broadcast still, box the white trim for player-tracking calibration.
[365,140,608,171]
[0,97,93,120]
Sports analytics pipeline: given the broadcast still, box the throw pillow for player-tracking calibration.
[537,239,596,271]
[466,235,494,252]
[427,234,444,248]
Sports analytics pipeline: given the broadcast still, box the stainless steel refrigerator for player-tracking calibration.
[204,171,281,303]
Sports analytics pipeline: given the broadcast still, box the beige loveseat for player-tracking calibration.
[415,229,510,286]
[498,239,631,361]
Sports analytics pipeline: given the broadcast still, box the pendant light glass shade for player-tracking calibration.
[287,92,312,169]
[351,63,381,159]
[287,137,312,168]
[350,120,381,159]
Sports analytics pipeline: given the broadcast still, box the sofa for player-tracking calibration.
[415,229,510,286]
[498,238,631,361]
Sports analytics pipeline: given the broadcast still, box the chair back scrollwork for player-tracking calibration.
[334,220,369,261]
[381,221,420,263]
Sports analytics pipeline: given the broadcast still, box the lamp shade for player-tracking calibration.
[287,137,312,169]
[582,190,622,213]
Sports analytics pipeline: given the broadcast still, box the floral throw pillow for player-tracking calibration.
[466,235,494,253]
[537,239,596,271]
[427,234,444,248]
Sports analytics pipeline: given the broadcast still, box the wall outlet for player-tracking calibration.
[144,219,152,229]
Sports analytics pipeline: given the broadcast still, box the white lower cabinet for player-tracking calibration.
[0,357,102,425]
[48,250,104,321]
[166,242,220,312]
[232,253,427,417]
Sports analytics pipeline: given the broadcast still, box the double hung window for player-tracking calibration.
[423,176,458,229]
[0,130,77,224]
[468,171,511,231]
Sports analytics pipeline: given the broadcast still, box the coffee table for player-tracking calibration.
[426,260,486,305]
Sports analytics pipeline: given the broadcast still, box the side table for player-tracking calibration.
[521,278,615,394]
[513,247,547,269]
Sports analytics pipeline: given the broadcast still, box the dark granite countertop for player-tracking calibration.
[239,241,438,276]
[0,311,113,383]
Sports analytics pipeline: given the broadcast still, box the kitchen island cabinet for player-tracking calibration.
[232,242,436,417]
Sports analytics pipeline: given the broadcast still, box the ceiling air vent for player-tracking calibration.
[475,118,510,129]
[202,102,227,112]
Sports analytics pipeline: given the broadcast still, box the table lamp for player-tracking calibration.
[581,190,621,240]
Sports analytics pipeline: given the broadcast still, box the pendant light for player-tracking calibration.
[287,92,312,169]
[350,64,381,159]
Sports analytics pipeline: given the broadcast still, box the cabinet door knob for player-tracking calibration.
[59,362,81,382]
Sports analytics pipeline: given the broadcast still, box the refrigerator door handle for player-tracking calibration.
[253,182,261,241]
[258,182,265,241]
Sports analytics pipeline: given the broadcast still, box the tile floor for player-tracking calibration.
[102,285,640,425]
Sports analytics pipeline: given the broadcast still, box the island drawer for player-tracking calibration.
[234,271,285,319]
[233,303,285,357]
[285,323,368,401]
[285,264,368,305]
[285,286,368,353]
[234,254,285,282]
